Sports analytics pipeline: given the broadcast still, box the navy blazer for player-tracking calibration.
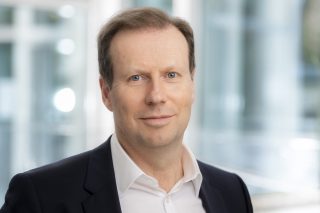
[0,137,253,213]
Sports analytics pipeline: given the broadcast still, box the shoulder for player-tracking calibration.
[198,160,238,180]
[19,141,109,184]
[9,146,93,196]
[24,147,93,179]
[1,141,110,212]
[198,160,253,212]
[197,160,248,195]
[11,141,110,194]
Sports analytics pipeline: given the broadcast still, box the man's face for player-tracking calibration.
[100,26,194,150]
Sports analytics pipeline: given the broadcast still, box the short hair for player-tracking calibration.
[97,7,195,88]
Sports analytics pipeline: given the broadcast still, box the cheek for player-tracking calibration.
[112,102,132,129]
[112,89,143,116]
[177,84,194,106]
[171,92,193,112]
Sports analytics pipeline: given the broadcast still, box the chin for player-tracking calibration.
[141,133,181,149]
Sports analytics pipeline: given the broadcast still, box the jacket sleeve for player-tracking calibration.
[0,174,42,213]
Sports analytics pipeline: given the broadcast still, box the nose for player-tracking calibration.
[145,78,167,105]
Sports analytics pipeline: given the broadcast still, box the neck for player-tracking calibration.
[118,138,184,192]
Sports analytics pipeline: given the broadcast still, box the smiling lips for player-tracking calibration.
[140,115,175,127]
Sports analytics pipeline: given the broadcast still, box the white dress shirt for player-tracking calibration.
[110,134,206,213]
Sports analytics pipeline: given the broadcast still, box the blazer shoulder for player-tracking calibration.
[1,140,113,213]
[15,141,109,188]
[25,148,90,178]
[198,160,237,179]
[198,160,253,213]
[198,160,247,189]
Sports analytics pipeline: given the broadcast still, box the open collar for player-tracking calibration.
[111,134,203,197]
[79,136,226,213]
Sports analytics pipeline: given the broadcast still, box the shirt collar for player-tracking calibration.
[110,134,203,197]
[110,134,144,195]
[182,145,203,196]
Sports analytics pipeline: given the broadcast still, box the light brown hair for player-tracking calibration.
[97,7,195,88]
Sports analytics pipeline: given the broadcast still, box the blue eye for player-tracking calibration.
[130,75,141,81]
[167,72,177,78]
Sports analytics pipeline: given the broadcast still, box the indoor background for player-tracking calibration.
[0,0,320,212]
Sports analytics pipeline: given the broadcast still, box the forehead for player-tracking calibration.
[111,25,187,46]
[109,26,189,68]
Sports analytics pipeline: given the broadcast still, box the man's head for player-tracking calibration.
[98,7,195,88]
[98,7,196,155]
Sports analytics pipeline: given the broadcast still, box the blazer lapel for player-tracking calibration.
[82,137,122,213]
[199,171,227,213]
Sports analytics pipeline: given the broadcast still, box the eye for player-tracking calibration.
[167,72,177,78]
[129,75,141,81]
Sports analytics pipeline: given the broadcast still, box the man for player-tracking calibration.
[0,7,253,213]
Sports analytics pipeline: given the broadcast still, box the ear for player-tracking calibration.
[99,77,113,111]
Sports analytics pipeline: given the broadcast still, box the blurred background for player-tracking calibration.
[0,0,320,212]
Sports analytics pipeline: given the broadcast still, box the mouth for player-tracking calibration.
[140,115,175,127]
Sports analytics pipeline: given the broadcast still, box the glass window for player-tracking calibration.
[0,43,13,203]
[0,44,13,184]
[127,0,172,13]
[198,0,320,210]
[0,6,13,25]
[0,4,87,203]
[0,43,12,78]
[33,9,62,25]
[302,0,320,132]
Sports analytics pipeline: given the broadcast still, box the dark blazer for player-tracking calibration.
[0,137,253,213]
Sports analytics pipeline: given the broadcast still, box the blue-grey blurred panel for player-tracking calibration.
[0,5,13,25]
